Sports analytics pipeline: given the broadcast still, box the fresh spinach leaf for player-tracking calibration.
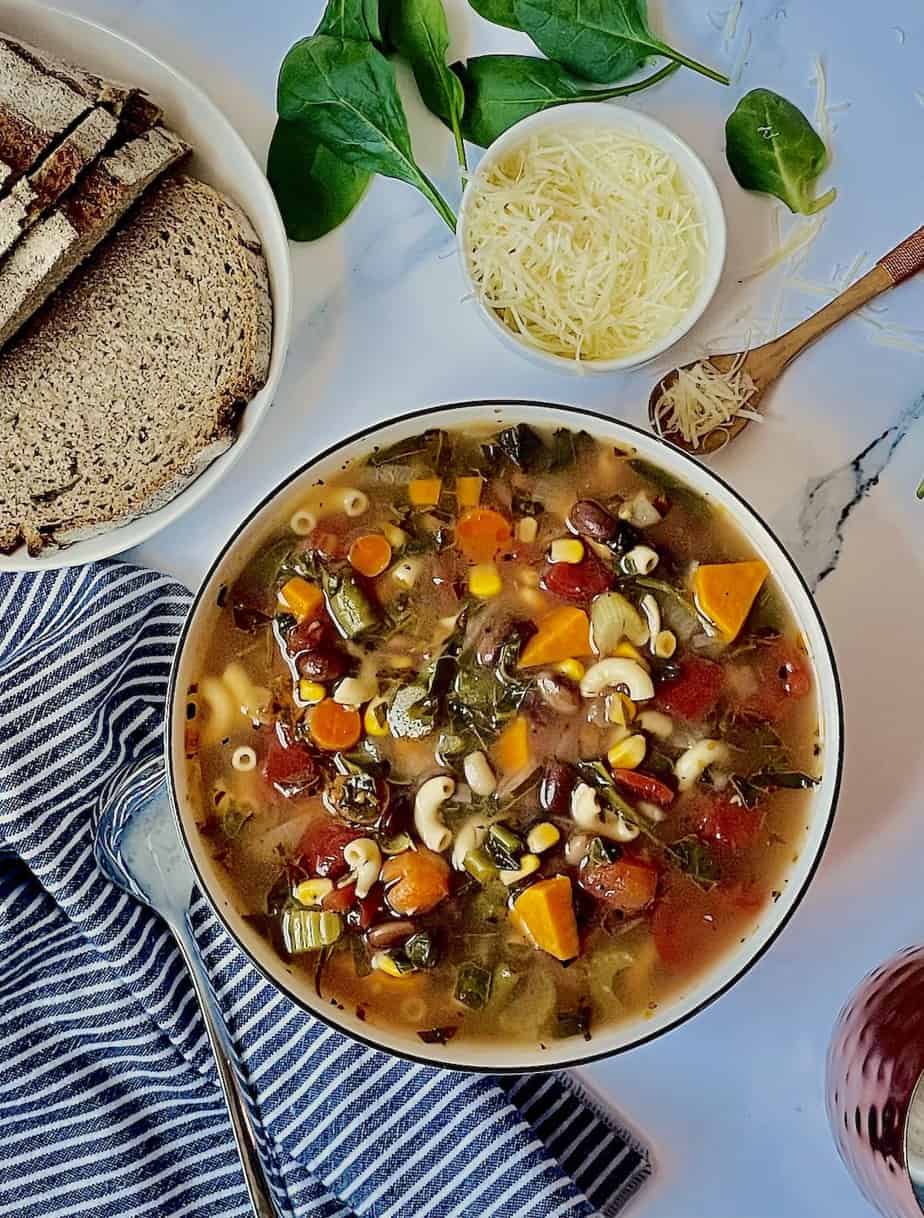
[468,0,522,30]
[512,0,729,87]
[455,54,678,146]
[317,0,384,44]
[277,35,456,230]
[267,118,371,241]
[725,88,836,215]
[387,0,467,168]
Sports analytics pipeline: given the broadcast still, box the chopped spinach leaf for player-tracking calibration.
[367,428,451,472]
[670,836,720,887]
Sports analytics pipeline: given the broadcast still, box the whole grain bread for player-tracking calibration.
[0,124,188,350]
[0,35,96,187]
[0,175,273,555]
[0,106,119,259]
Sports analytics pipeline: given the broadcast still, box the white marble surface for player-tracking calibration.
[60,0,924,1213]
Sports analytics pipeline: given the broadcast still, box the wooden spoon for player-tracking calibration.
[650,224,924,454]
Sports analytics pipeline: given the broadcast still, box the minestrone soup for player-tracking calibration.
[187,424,820,1048]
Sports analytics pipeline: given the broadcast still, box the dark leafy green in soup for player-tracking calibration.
[188,424,820,1047]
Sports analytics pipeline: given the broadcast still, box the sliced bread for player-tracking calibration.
[0,106,119,259]
[0,34,161,136]
[0,124,189,350]
[0,35,97,187]
[0,175,273,555]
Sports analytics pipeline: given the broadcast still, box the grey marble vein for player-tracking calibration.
[779,391,924,590]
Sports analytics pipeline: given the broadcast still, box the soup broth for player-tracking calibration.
[187,423,820,1049]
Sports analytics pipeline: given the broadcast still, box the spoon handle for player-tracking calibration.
[171,924,280,1218]
[755,224,924,378]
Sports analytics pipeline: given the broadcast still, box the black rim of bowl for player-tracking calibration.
[166,399,845,1074]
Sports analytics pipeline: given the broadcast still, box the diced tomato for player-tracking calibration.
[263,737,319,797]
[580,857,659,913]
[308,515,350,559]
[322,883,355,913]
[541,555,612,604]
[611,769,675,807]
[299,819,362,880]
[733,640,812,723]
[690,792,762,853]
[654,657,724,721]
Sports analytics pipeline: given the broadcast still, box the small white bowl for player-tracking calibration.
[0,0,292,571]
[458,103,726,374]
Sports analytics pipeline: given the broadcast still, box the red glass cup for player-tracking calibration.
[827,946,924,1217]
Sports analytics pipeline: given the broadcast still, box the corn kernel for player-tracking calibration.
[298,679,326,705]
[614,641,647,664]
[469,563,502,599]
[549,538,585,564]
[382,521,408,549]
[516,516,538,543]
[555,659,585,683]
[371,951,411,978]
[408,477,442,507]
[455,476,482,508]
[364,696,390,737]
[500,853,541,886]
[527,822,560,854]
[294,878,334,906]
[607,733,647,770]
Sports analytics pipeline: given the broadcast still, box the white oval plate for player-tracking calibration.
[0,0,293,571]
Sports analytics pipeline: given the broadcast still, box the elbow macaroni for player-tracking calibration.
[571,782,639,843]
[414,776,455,853]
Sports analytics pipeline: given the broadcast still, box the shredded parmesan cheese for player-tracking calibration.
[463,128,706,362]
[652,353,760,449]
[740,214,826,281]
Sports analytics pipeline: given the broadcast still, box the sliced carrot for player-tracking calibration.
[348,533,393,578]
[409,477,443,507]
[518,606,591,668]
[456,507,512,564]
[692,560,769,641]
[279,576,324,621]
[309,699,362,751]
[381,849,450,915]
[511,875,579,961]
[492,714,531,775]
[455,475,483,508]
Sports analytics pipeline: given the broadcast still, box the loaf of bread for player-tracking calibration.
[0,175,272,554]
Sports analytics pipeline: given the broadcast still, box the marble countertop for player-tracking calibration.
[61,0,924,1213]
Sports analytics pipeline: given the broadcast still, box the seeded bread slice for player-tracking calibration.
[0,106,119,259]
[0,125,188,351]
[0,175,273,555]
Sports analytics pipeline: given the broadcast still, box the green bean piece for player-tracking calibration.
[464,847,499,885]
[486,824,523,870]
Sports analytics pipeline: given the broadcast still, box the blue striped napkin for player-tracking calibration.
[0,562,651,1218]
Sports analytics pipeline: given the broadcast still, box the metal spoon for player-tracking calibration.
[96,771,279,1218]
[649,223,924,454]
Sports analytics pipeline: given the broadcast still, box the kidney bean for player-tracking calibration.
[296,648,348,682]
[539,759,578,815]
[365,919,418,949]
[568,499,619,542]
[541,554,611,604]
